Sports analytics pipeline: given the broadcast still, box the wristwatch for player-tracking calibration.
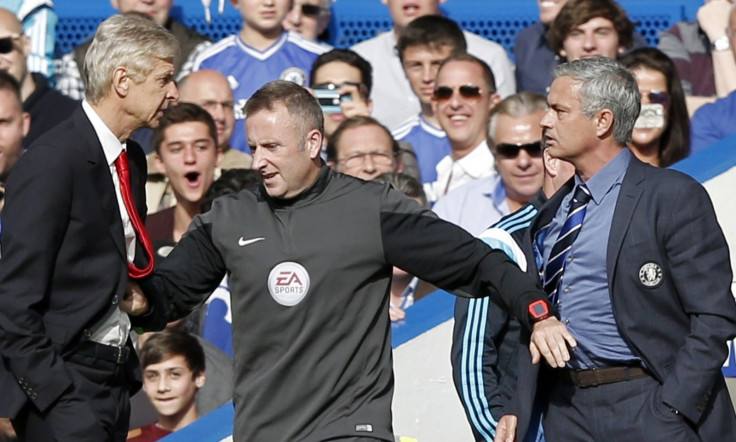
[712,35,730,52]
[528,299,552,323]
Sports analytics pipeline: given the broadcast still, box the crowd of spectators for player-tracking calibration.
[0,0,735,440]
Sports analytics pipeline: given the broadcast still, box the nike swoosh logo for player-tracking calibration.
[238,237,265,247]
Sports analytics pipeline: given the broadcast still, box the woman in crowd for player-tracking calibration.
[621,47,690,167]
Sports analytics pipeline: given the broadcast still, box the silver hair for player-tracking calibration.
[84,13,179,103]
[488,91,548,145]
[553,57,641,145]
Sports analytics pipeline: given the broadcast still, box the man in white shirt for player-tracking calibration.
[433,92,547,235]
[424,53,500,204]
[352,0,515,130]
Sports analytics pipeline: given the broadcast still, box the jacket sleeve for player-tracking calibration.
[378,187,547,331]
[658,178,736,423]
[0,146,76,413]
[139,211,228,329]
[452,228,527,440]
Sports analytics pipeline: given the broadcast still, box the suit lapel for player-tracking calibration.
[606,157,646,287]
[73,109,127,261]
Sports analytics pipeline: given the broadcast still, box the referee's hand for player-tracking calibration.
[530,317,577,367]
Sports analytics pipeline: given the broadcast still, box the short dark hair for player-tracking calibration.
[244,80,324,148]
[437,53,496,93]
[374,172,428,208]
[310,49,373,95]
[620,47,690,166]
[547,0,635,56]
[397,15,467,60]
[153,102,217,154]
[140,326,206,377]
[326,115,399,162]
[0,70,22,107]
[201,168,261,212]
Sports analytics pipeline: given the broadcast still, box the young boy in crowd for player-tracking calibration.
[188,0,331,153]
[392,15,467,184]
[127,327,206,441]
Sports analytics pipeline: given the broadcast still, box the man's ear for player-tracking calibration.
[306,128,323,160]
[595,108,615,138]
[153,152,167,175]
[112,67,130,98]
[489,93,502,111]
[21,112,30,137]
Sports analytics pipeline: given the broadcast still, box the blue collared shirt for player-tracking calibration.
[432,174,509,236]
[540,148,639,368]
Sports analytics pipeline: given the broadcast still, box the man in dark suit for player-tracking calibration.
[0,13,179,441]
[496,57,736,442]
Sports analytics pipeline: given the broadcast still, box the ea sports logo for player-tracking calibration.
[268,262,310,306]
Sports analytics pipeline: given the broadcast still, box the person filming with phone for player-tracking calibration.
[309,49,373,144]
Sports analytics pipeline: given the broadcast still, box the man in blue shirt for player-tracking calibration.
[496,57,736,442]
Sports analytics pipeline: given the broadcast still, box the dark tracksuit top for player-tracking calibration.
[143,165,546,441]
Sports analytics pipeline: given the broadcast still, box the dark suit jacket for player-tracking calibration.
[0,107,149,418]
[509,156,736,440]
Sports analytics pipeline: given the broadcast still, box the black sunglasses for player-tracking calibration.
[642,89,669,105]
[292,3,322,17]
[495,141,544,158]
[433,85,488,102]
[0,36,17,54]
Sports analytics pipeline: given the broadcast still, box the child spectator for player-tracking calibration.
[189,0,331,153]
[127,327,206,441]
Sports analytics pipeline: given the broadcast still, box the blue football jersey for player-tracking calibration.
[392,115,451,183]
[194,31,331,153]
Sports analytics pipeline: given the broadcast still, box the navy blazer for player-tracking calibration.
[0,106,149,418]
[509,155,736,440]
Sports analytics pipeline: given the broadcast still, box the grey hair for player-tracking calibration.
[553,57,641,145]
[488,91,548,145]
[84,13,179,103]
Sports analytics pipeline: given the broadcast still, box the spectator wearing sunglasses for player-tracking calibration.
[689,4,736,155]
[352,0,514,131]
[0,0,57,78]
[433,92,546,236]
[282,0,332,42]
[423,53,501,205]
[452,144,575,442]
[621,48,690,167]
[392,15,465,185]
[0,8,77,149]
[187,0,331,154]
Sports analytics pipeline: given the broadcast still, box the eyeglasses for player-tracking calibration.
[0,35,19,54]
[494,141,544,158]
[291,3,323,17]
[339,151,395,169]
[433,85,488,102]
[641,89,669,105]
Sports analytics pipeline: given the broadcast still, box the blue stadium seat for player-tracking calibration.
[52,0,703,60]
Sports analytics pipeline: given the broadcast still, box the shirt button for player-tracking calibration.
[567,254,573,261]
[564,286,570,293]
[565,319,570,325]
[83,329,92,338]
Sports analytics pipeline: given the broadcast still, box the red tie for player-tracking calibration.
[114,150,155,279]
